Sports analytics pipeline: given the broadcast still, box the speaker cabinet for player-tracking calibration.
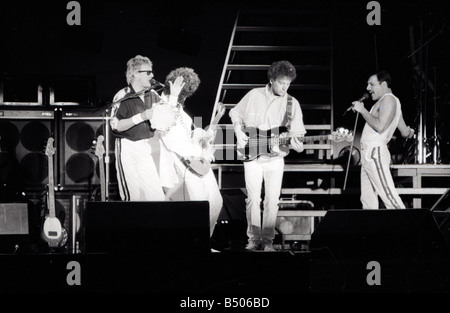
[59,109,116,189]
[0,203,30,253]
[310,209,450,292]
[311,209,449,260]
[84,201,210,258]
[0,109,55,191]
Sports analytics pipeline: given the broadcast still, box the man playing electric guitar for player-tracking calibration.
[157,67,223,238]
[229,60,306,252]
[237,126,353,161]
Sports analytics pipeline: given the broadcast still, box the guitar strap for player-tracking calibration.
[286,95,293,131]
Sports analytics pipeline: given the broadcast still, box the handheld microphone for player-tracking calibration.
[150,79,165,88]
[345,93,370,113]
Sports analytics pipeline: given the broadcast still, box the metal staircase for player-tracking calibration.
[210,8,334,164]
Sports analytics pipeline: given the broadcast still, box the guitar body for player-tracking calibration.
[166,102,225,177]
[42,217,68,248]
[179,155,211,177]
[238,126,290,161]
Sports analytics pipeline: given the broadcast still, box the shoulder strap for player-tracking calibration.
[286,95,293,131]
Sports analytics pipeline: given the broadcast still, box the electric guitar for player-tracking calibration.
[169,102,226,177]
[94,135,106,201]
[42,137,68,248]
[237,126,353,161]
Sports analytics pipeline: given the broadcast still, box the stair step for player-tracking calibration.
[232,45,330,52]
[216,124,332,130]
[222,83,330,90]
[226,64,330,71]
[235,26,329,33]
[240,8,329,15]
[222,103,331,110]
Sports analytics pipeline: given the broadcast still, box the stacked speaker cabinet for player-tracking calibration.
[0,109,56,193]
[59,108,116,191]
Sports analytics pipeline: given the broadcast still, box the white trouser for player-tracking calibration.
[164,158,223,237]
[360,144,405,209]
[115,137,165,201]
[244,156,284,244]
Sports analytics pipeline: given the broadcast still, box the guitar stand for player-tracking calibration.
[103,110,111,202]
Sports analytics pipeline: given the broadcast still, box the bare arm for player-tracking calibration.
[352,95,396,133]
[397,114,414,139]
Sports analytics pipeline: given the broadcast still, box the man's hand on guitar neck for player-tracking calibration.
[291,136,304,153]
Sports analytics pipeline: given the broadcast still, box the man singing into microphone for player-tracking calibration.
[350,70,414,209]
[109,55,183,201]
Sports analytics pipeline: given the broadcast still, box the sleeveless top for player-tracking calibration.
[360,93,401,148]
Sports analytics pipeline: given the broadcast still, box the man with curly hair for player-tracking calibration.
[157,67,223,238]
[109,55,183,201]
[229,60,306,251]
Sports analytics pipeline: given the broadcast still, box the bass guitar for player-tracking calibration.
[42,137,68,248]
[94,135,106,201]
[237,126,353,161]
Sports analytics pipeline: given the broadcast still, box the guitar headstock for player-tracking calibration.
[331,128,353,142]
[45,137,55,157]
[94,135,105,158]
[216,102,226,119]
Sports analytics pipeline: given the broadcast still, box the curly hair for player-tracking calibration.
[126,55,152,85]
[163,67,201,105]
[267,60,297,82]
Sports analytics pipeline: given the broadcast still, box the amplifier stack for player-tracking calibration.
[0,107,117,196]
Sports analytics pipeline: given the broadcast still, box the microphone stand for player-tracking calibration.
[103,110,110,201]
[343,112,359,191]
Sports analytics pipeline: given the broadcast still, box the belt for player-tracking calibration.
[360,142,382,150]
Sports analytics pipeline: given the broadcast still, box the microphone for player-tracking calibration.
[345,93,370,113]
[150,79,165,88]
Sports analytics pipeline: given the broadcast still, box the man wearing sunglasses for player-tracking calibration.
[109,55,183,201]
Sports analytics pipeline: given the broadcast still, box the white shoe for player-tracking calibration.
[263,243,276,252]
[245,241,261,251]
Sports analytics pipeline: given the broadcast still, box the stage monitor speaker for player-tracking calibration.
[84,201,210,259]
[0,203,30,253]
[60,109,116,189]
[0,110,55,191]
[310,209,449,261]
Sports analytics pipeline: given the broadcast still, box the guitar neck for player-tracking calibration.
[279,134,330,145]
[47,154,56,218]
[99,156,106,201]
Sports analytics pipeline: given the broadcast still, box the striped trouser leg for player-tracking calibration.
[362,145,405,209]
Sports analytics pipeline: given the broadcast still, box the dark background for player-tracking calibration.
[1,0,449,161]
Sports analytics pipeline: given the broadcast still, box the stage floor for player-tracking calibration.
[1,248,449,295]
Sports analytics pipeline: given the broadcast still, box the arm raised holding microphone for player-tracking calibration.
[353,70,414,210]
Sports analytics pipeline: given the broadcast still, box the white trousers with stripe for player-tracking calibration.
[360,144,405,209]
[115,137,165,201]
[163,161,223,237]
[244,156,284,243]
